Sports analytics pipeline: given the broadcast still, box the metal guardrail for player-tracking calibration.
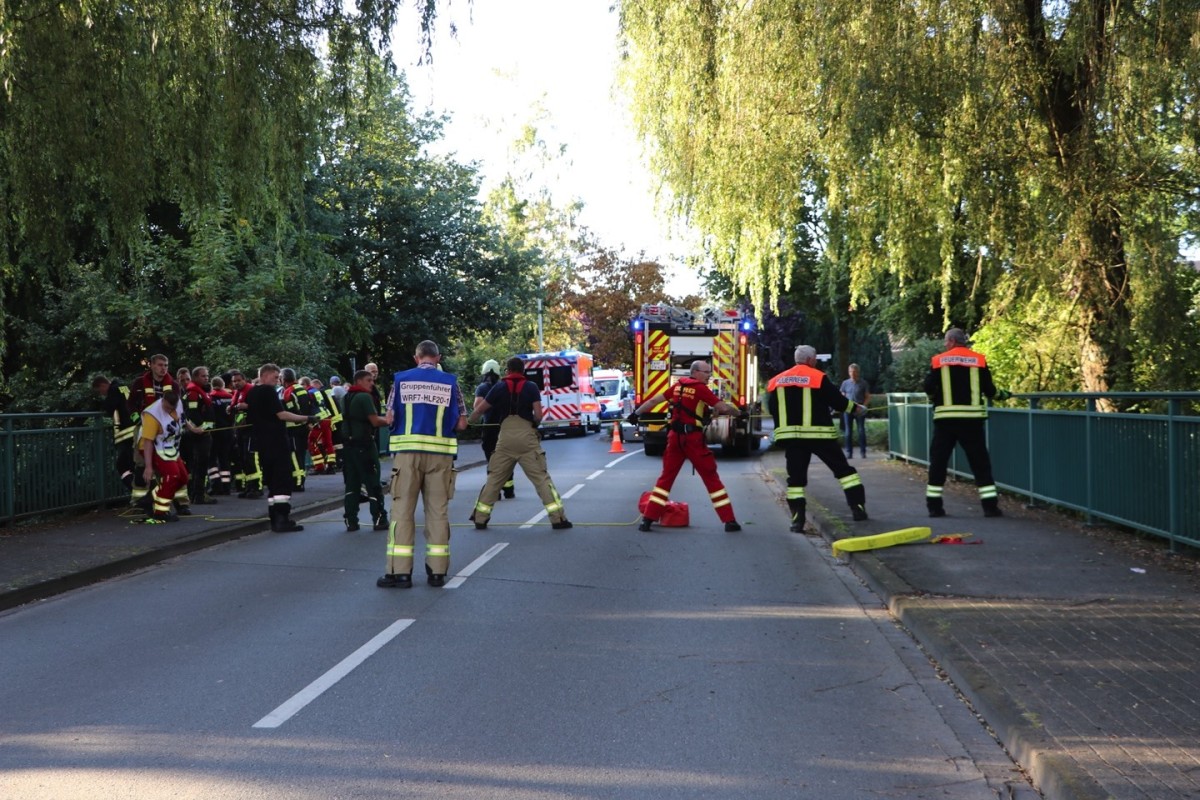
[887,393,1200,549]
[0,412,127,524]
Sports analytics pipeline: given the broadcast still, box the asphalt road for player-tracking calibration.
[0,433,1021,799]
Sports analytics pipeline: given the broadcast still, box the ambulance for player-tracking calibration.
[593,368,633,421]
[517,350,601,436]
[628,303,763,456]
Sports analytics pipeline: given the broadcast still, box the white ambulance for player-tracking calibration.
[518,350,601,436]
[593,368,633,422]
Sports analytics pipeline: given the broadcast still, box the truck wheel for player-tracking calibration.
[644,438,666,457]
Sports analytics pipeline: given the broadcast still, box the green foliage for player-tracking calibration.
[883,338,942,394]
[619,0,1200,396]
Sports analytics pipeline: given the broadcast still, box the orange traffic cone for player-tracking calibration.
[609,421,625,453]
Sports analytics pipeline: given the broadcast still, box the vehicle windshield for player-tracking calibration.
[595,379,619,397]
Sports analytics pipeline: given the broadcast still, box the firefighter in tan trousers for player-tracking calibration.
[467,356,573,531]
[377,340,468,589]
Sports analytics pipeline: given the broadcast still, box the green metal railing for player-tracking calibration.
[0,412,128,524]
[888,393,1200,549]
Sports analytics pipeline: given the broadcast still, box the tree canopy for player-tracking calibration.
[619,0,1200,397]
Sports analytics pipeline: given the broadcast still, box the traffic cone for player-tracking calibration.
[609,421,625,453]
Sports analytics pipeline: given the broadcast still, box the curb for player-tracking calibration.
[757,456,1112,800]
[0,457,490,613]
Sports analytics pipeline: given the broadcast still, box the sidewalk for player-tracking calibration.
[0,444,487,613]
[759,445,1200,800]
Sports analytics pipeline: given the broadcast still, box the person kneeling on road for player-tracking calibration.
[467,356,572,531]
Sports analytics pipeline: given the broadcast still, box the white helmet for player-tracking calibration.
[481,359,502,377]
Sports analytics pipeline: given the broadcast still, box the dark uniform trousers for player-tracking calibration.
[343,440,386,525]
[926,418,997,512]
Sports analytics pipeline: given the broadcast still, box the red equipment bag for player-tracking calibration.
[637,491,690,527]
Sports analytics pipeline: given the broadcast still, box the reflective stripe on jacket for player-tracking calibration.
[766,364,851,441]
[388,367,460,455]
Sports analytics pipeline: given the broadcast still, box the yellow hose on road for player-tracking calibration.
[832,526,931,556]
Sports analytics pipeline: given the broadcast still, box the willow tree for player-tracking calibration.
[619,1,1200,396]
[0,0,441,374]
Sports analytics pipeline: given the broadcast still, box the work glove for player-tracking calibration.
[307,415,320,425]
[626,412,640,426]
[993,389,1012,402]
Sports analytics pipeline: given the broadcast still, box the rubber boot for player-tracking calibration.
[270,502,303,532]
[787,500,807,533]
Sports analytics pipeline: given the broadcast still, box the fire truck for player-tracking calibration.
[517,350,601,436]
[628,303,763,457]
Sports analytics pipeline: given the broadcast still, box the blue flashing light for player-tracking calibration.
[631,319,644,331]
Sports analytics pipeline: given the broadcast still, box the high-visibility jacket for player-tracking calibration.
[923,347,995,420]
[767,364,853,441]
[388,366,461,456]
[141,398,184,460]
[128,371,176,415]
[104,380,137,444]
[183,381,215,432]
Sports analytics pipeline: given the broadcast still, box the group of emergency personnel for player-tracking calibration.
[95,327,1002,590]
[94,354,360,525]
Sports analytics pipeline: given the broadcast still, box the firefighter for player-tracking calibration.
[230,370,263,498]
[628,360,742,532]
[92,374,137,492]
[280,368,314,492]
[307,378,338,474]
[341,369,393,531]
[474,359,515,499]
[767,345,869,530]
[208,376,235,495]
[246,363,320,532]
[924,328,1006,517]
[139,386,190,523]
[182,366,217,505]
[468,356,573,532]
[128,354,175,415]
[378,340,468,589]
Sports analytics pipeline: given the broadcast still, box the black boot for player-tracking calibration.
[270,502,303,532]
[787,500,807,533]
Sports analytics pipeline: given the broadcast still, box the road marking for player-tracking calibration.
[519,483,585,528]
[605,450,640,468]
[444,542,508,589]
[253,617,415,729]
[586,470,604,481]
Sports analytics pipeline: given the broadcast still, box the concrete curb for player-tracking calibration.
[758,456,1113,800]
[0,457,489,613]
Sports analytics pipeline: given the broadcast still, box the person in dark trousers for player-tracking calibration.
[92,374,137,492]
[182,365,217,505]
[923,328,1003,517]
[628,360,743,532]
[341,369,393,532]
[246,363,320,532]
[839,362,871,458]
[280,368,315,492]
[767,345,869,530]
[208,376,235,495]
[468,356,573,531]
[474,359,516,499]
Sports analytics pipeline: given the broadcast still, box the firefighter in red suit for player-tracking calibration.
[629,360,743,532]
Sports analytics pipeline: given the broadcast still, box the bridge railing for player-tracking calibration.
[0,412,126,524]
[887,393,1200,548]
